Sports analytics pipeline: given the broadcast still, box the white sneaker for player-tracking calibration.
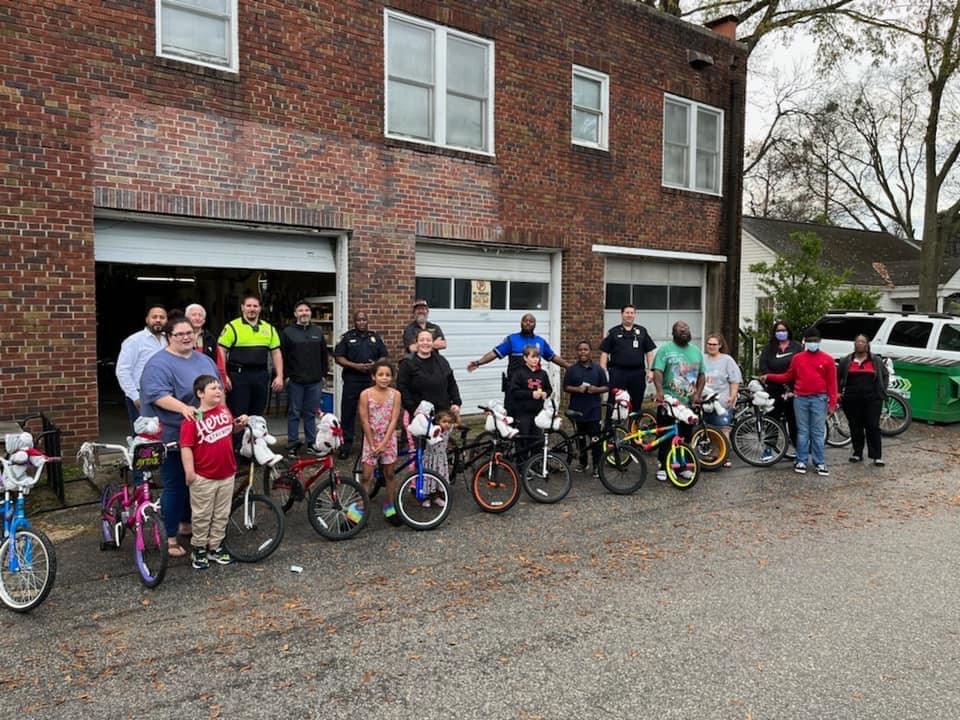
[655,470,667,482]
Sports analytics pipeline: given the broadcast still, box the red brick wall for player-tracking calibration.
[1,0,746,446]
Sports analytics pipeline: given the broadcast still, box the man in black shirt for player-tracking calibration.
[401,299,446,354]
[281,300,328,454]
[599,304,656,412]
[334,311,389,459]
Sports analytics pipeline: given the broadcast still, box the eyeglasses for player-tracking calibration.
[171,332,194,339]
[706,342,720,346]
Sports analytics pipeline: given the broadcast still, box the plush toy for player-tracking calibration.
[127,415,163,459]
[534,396,562,430]
[313,412,344,456]
[407,401,445,445]
[241,415,283,467]
[610,388,632,422]
[661,394,699,425]
[3,432,46,489]
[700,391,721,415]
[747,380,776,413]
[483,400,519,439]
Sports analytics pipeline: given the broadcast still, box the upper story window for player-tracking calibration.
[572,65,609,150]
[662,95,723,195]
[156,0,239,72]
[385,10,495,155]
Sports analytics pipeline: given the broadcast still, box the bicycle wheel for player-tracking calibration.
[597,444,647,494]
[879,391,911,436]
[520,453,572,504]
[471,459,521,513]
[224,493,285,562]
[100,483,126,549]
[395,471,452,530]
[0,527,57,612]
[307,473,370,541]
[730,414,788,467]
[134,506,167,589]
[690,427,728,470]
[262,460,302,514]
[666,443,701,490]
[545,428,574,465]
[825,410,852,448]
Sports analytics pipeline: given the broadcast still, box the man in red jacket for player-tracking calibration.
[761,326,838,477]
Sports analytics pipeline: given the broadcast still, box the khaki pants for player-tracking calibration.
[189,475,234,551]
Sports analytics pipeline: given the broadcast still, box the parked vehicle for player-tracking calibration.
[813,310,960,363]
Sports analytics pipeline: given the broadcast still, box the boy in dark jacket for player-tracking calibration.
[509,345,553,462]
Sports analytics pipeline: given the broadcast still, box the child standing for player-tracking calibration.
[357,360,402,520]
[509,345,553,462]
[180,375,248,569]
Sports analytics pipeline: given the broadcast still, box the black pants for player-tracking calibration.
[227,368,269,452]
[656,404,693,468]
[608,367,646,413]
[843,395,882,460]
[574,419,601,468]
[340,377,371,447]
[516,413,543,464]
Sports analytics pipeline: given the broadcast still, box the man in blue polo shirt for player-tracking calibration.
[467,313,571,413]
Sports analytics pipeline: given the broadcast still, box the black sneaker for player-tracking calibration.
[286,442,302,457]
[208,546,235,565]
[338,445,351,460]
[191,548,209,570]
[816,464,829,477]
[848,455,862,463]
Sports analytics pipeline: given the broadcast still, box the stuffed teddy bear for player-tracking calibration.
[313,412,344,456]
[534,396,562,430]
[240,415,284,467]
[699,391,721,415]
[610,388,632,422]
[747,380,776,413]
[661,394,699,425]
[483,400,519,439]
[3,432,46,489]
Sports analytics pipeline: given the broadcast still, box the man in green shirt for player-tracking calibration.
[652,320,705,481]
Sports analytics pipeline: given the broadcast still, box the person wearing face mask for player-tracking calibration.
[280,300,329,455]
[758,320,802,455]
[335,311,389,459]
[652,321,706,482]
[761,327,838,477]
[837,334,888,467]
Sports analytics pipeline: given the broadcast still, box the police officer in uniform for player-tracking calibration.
[334,310,389,459]
[599,304,656,410]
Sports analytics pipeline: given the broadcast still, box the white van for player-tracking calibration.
[812,311,960,362]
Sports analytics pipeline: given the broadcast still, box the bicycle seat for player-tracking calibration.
[564,409,584,421]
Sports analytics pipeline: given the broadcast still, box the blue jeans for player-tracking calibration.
[160,449,190,538]
[794,394,828,467]
[287,381,323,445]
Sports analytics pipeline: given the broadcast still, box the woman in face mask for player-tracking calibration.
[757,320,802,454]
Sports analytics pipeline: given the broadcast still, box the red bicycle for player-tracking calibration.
[262,454,370,541]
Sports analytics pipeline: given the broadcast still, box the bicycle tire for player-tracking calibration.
[224,493,285,563]
[545,428,574,465]
[100,482,126,548]
[690,427,728,470]
[307,473,370,541]
[395,471,452,530]
[134,506,168,589]
[262,460,301,514]
[597,444,647,494]
[825,410,852,448]
[880,391,911,436]
[353,451,388,499]
[470,459,521,513]
[666,443,701,490]
[520,453,572,503]
[730,414,788,467]
[602,425,632,464]
[0,527,57,612]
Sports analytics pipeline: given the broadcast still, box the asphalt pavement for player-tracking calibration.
[2,423,959,719]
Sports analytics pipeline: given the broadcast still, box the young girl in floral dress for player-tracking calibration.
[357,359,402,520]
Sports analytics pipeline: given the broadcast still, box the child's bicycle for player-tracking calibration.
[0,435,58,612]
[494,402,572,504]
[78,439,172,588]
[609,400,700,490]
[223,426,285,562]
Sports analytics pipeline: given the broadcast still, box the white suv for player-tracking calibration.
[813,311,960,362]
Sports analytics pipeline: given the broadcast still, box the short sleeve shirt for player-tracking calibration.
[703,354,743,407]
[402,321,444,352]
[653,342,705,405]
[218,318,280,367]
[179,404,237,480]
[334,329,389,380]
[564,362,608,422]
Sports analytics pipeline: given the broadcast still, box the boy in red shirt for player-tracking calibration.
[762,327,838,477]
[180,375,248,569]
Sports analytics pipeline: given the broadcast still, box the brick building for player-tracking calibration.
[2,1,747,445]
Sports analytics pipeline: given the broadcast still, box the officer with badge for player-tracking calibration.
[334,310,389,459]
[599,304,657,410]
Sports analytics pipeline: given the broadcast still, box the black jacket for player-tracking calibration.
[281,323,328,384]
[509,365,553,417]
[397,352,461,415]
[837,352,889,399]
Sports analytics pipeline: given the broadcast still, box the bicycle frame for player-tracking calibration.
[2,493,32,573]
[625,421,680,452]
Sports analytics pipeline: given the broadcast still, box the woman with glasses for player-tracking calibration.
[702,333,742,467]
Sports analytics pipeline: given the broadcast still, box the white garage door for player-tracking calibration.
[603,257,705,348]
[416,243,557,414]
[94,219,336,272]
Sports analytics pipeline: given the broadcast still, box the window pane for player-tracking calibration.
[633,284,667,310]
[388,80,432,139]
[605,283,631,310]
[510,282,549,310]
[669,285,701,310]
[161,6,228,60]
[663,145,688,186]
[938,323,960,351]
[697,109,719,152]
[888,321,932,348]
[573,75,601,111]
[572,109,599,143]
[176,0,229,13]
[415,277,451,309]
[695,150,718,192]
[447,37,486,97]
[814,317,885,341]
[388,19,434,83]
[491,280,507,310]
[446,94,484,149]
[453,279,472,309]
[664,101,688,145]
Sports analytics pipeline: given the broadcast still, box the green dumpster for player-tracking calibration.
[890,356,960,423]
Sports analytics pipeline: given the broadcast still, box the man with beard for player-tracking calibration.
[116,305,168,432]
[402,299,446,354]
[281,300,329,455]
[467,313,571,413]
[334,310,389,459]
[652,320,705,482]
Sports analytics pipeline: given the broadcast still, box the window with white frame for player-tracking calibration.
[662,95,723,194]
[572,66,609,150]
[385,10,494,154]
[156,0,238,72]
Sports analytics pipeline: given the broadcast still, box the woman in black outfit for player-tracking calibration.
[837,334,888,466]
[757,319,802,453]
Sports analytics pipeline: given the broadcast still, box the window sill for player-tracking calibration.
[384,136,496,164]
[572,142,610,157]
[661,184,723,199]
[154,55,240,83]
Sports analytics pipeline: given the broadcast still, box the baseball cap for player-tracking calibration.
[803,326,821,341]
[413,298,429,309]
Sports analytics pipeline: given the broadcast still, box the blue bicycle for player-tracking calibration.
[0,437,58,612]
